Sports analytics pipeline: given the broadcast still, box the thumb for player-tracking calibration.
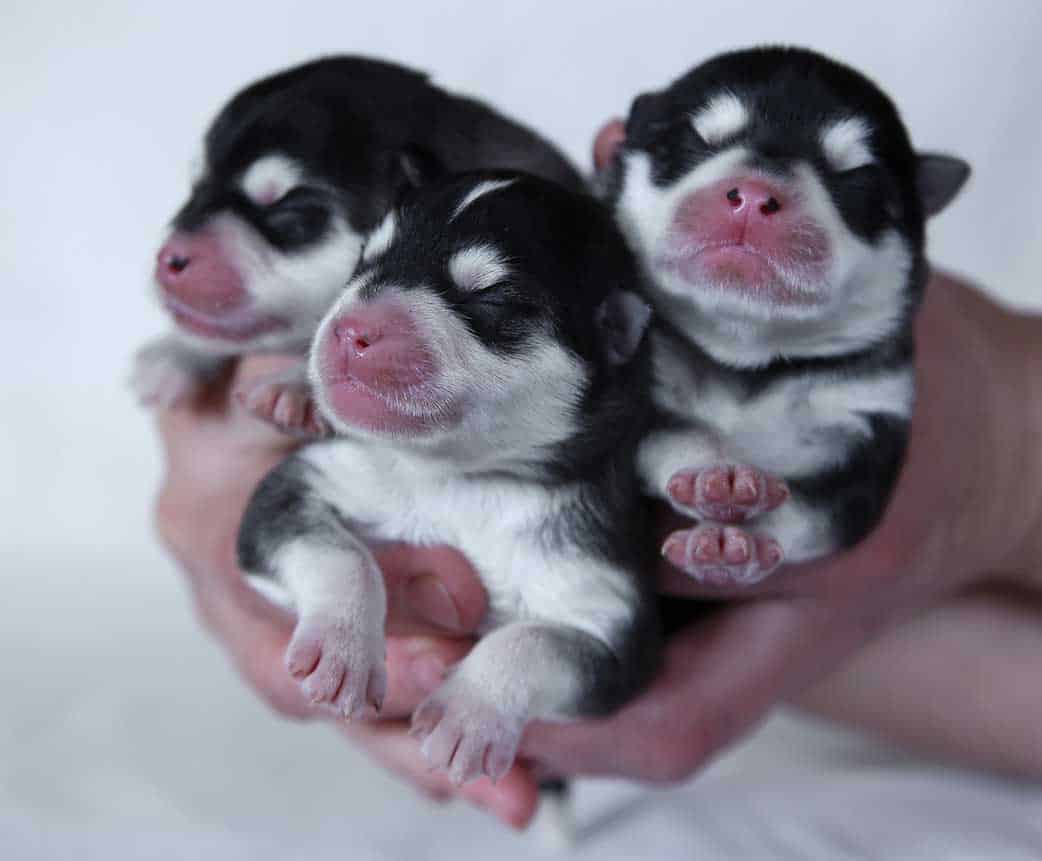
[377,543,488,637]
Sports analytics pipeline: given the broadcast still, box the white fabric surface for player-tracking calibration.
[5,551,1042,859]
[3,1,1042,858]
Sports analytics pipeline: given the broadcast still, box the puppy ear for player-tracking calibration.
[625,91,669,147]
[594,290,652,366]
[593,118,627,172]
[917,153,970,216]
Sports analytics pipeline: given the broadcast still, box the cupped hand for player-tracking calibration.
[153,354,539,826]
[152,272,1042,827]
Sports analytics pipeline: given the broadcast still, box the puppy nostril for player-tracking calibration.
[760,197,781,215]
[726,188,741,206]
[167,254,190,273]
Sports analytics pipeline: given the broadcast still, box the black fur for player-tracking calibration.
[176,56,583,251]
[607,46,968,557]
[356,173,655,569]
[607,46,928,267]
[239,172,660,722]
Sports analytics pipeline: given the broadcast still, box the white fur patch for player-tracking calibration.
[296,434,638,653]
[644,335,914,484]
[821,117,874,172]
[452,178,517,221]
[362,211,396,263]
[691,92,749,145]
[240,154,303,206]
[448,245,510,293]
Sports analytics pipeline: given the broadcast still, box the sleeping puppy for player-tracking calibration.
[595,46,969,584]
[131,56,582,436]
[237,173,659,784]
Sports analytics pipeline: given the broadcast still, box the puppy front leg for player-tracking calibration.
[238,458,387,717]
[411,623,628,785]
[235,361,328,439]
[130,334,230,407]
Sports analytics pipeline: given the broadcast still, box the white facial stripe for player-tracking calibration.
[691,92,749,145]
[363,212,396,263]
[240,154,303,206]
[449,245,510,293]
[452,178,517,221]
[821,117,874,172]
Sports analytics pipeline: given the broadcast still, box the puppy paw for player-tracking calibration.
[667,464,788,523]
[130,347,205,408]
[662,524,783,586]
[286,611,386,719]
[411,676,524,786]
[236,370,328,439]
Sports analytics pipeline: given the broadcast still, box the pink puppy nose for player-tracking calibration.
[334,317,386,357]
[724,178,785,218]
[323,305,433,391]
[154,231,246,314]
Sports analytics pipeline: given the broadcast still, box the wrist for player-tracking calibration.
[995,303,1042,583]
[1018,313,1042,579]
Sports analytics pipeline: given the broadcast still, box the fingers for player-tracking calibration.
[519,598,835,782]
[339,720,540,829]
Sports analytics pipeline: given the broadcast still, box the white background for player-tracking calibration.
[2,2,1041,858]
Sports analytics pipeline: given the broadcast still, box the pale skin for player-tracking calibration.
[154,272,1042,828]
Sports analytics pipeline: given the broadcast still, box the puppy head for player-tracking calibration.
[309,173,652,473]
[598,46,969,364]
[153,57,439,354]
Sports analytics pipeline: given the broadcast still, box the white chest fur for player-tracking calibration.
[650,333,914,479]
[300,441,635,635]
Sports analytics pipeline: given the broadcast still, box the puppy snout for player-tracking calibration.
[322,305,434,390]
[154,230,246,313]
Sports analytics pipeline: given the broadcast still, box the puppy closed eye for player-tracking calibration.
[262,188,330,245]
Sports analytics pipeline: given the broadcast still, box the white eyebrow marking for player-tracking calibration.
[691,92,749,145]
[362,212,396,262]
[240,154,303,205]
[451,178,517,221]
[821,117,874,171]
[449,245,511,293]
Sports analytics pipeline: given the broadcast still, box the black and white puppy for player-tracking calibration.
[237,173,659,784]
[596,46,969,584]
[132,56,582,435]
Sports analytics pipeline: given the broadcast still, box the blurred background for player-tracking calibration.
[2,1,1040,857]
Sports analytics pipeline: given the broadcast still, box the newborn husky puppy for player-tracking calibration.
[132,56,582,435]
[237,173,658,784]
[596,46,969,584]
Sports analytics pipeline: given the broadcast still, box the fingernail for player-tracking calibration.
[661,535,682,563]
[406,574,463,632]
[410,653,447,694]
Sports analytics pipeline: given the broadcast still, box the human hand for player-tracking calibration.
[153,354,539,826]
[153,272,1042,825]
[337,271,1042,811]
[516,271,1042,780]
